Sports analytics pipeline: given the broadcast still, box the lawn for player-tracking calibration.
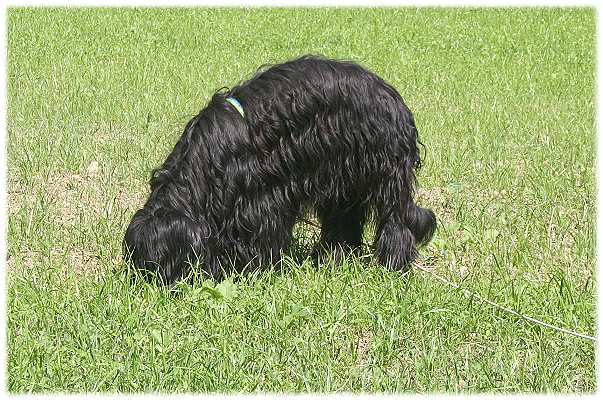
[6,7,596,393]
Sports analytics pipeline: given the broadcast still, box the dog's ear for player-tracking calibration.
[123,208,205,285]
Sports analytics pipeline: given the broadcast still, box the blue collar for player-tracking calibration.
[225,97,245,118]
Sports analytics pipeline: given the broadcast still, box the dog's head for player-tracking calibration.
[123,207,206,285]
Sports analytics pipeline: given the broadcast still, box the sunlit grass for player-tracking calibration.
[6,7,596,393]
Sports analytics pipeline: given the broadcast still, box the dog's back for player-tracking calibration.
[219,55,422,205]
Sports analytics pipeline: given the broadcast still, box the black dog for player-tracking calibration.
[124,55,436,285]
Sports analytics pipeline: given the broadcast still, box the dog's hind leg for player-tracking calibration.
[373,211,417,272]
[406,203,437,246]
[373,198,436,272]
[311,200,367,263]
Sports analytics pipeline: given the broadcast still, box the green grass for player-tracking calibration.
[6,7,596,393]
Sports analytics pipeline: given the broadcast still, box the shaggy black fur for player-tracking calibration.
[124,55,436,285]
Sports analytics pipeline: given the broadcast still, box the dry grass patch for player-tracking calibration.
[7,244,105,276]
[43,162,146,226]
[355,329,373,367]
[7,161,146,275]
